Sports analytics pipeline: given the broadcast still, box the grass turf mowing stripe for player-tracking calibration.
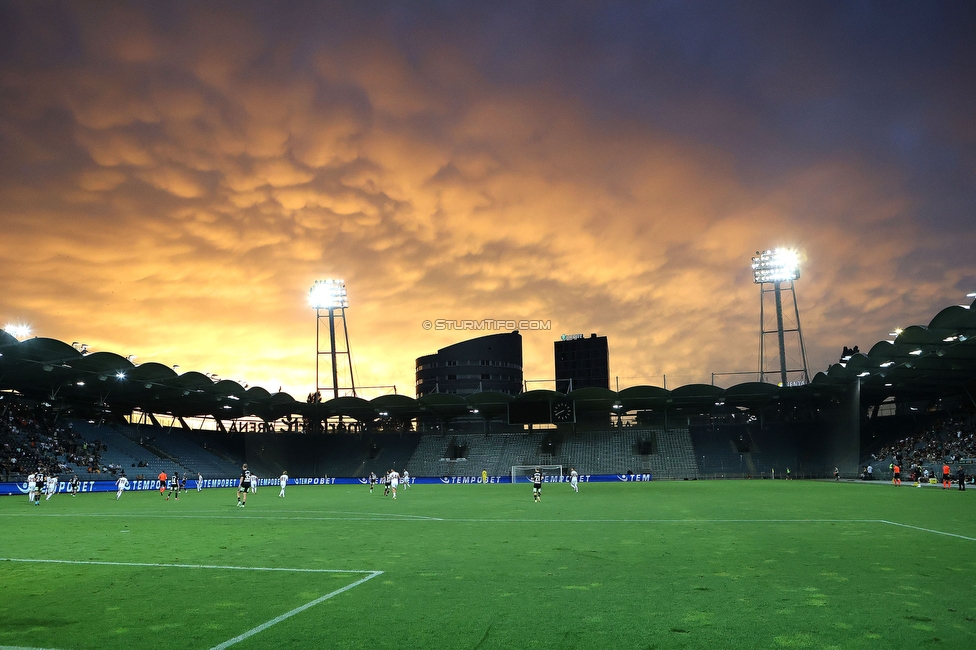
[8,511,976,530]
[6,512,975,541]
[208,571,383,650]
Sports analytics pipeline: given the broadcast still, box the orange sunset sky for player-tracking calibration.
[2,1,975,400]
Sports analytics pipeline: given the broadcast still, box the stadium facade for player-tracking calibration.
[554,332,610,393]
[415,331,523,397]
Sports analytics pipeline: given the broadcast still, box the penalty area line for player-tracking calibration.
[209,570,383,650]
[0,560,383,650]
[877,519,976,541]
[0,557,377,574]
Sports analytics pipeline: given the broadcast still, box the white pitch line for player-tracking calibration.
[0,646,69,650]
[0,557,377,573]
[0,512,443,522]
[208,570,383,650]
[877,519,976,541]
[444,517,873,524]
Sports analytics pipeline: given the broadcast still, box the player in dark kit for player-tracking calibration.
[237,464,251,507]
[383,471,391,497]
[167,471,180,500]
[531,467,543,503]
[368,471,377,493]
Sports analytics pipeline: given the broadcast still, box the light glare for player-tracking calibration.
[4,323,31,340]
[751,248,801,284]
[309,279,349,309]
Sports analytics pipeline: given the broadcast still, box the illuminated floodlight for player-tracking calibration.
[880,361,895,368]
[857,371,870,377]
[752,249,800,284]
[968,292,976,298]
[309,279,349,310]
[4,323,31,340]
[115,371,126,380]
[310,278,356,399]
[753,247,809,386]
[909,349,923,356]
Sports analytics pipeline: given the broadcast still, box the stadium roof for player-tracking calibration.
[819,299,976,403]
[2,298,975,424]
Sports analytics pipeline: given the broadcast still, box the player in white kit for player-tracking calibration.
[45,474,59,500]
[401,469,410,489]
[278,471,288,497]
[27,471,37,504]
[116,473,129,500]
[569,467,579,493]
[389,469,400,499]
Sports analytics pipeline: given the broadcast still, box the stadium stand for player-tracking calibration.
[69,420,186,480]
[114,424,240,478]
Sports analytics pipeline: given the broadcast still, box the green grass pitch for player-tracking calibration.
[1,480,974,649]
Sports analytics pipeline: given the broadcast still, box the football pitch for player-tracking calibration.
[1,480,974,649]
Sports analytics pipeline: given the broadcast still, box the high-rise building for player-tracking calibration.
[416,332,523,397]
[554,333,609,393]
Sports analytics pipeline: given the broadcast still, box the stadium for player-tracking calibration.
[2,288,976,648]
[3,2,976,648]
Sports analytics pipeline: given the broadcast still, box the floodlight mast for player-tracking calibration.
[752,249,810,386]
[309,279,356,399]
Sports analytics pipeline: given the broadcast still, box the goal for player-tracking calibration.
[511,465,564,483]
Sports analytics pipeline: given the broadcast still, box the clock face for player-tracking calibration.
[552,400,574,422]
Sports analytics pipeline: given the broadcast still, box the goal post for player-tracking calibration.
[511,465,564,483]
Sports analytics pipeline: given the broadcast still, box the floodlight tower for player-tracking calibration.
[752,249,810,386]
[309,279,357,399]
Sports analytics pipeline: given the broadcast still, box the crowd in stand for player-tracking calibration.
[0,400,104,480]
[873,415,976,464]
[866,414,976,482]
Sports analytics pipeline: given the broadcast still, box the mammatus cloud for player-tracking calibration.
[1,2,973,401]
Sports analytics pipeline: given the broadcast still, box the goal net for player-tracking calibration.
[511,465,564,483]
